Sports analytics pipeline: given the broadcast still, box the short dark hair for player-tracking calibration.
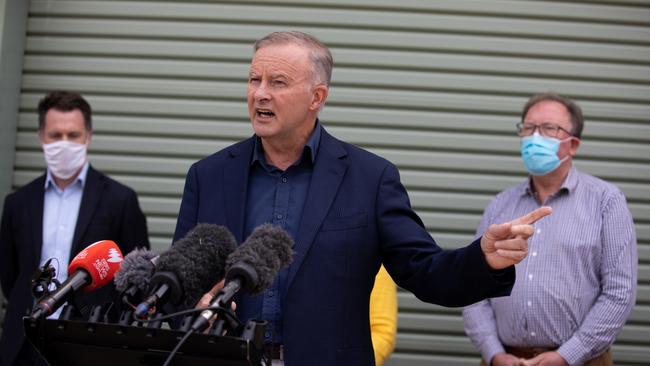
[521,92,584,138]
[254,31,333,87]
[38,90,92,132]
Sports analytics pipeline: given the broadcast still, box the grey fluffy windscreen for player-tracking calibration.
[158,224,237,309]
[226,224,294,294]
[114,248,157,292]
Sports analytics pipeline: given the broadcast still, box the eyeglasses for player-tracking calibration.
[516,122,573,138]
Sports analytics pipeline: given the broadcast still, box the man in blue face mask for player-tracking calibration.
[517,99,579,180]
[463,93,637,366]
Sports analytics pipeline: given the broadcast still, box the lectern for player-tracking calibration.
[24,317,265,366]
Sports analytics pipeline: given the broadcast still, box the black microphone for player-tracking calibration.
[134,224,236,318]
[114,248,159,306]
[191,224,294,332]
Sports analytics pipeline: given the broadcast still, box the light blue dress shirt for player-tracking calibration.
[40,162,89,318]
[463,166,637,366]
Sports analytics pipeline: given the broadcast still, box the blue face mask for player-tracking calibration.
[521,134,570,176]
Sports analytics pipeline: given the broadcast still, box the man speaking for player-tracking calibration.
[173,31,550,365]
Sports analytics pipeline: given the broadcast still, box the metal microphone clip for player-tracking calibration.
[31,258,60,300]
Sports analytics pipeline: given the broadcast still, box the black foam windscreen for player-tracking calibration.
[157,224,237,309]
[225,224,294,294]
[114,248,157,293]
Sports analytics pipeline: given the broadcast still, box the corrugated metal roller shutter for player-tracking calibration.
[11,0,650,364]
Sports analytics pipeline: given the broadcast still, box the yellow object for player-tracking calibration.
[370,265,397,366]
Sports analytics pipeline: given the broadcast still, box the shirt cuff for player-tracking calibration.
[480,336,506,366]
[557,337,590,366]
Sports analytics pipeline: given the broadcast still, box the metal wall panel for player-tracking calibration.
[10,0,650,364]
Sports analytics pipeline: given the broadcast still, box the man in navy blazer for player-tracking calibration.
[174,32,550,366]
[0,91,150,366]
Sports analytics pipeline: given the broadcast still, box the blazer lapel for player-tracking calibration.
[71,166,103,258]
[287,130,348,288]
[223,138,254,244]
[29,175,46,267]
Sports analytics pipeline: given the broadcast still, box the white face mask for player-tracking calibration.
[43,140,88,180]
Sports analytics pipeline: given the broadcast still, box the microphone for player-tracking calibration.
[30,240,123,321]
[134,224,236,318]
[191,224,294,332]
[114,248,159,306]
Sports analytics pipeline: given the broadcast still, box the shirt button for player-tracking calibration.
[528,274,533,280]
[267,291,274,297]
[532,251,537,257]
[281,177,288,183]
[531,332,536,337]
[276,214,283,219]
[536,228,541,234]
[527,301,532,307]
[265,331,271,338]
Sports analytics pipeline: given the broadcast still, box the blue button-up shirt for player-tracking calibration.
[41,162,89,318]
[463,166,637,366]
[239,121,322,344]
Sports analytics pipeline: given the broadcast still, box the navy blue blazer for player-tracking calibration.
[174,128,514,366]
[0,166,150,366]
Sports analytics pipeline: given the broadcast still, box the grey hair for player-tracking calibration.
[254,31,333,87]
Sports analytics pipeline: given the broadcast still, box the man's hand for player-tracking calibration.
[481,206,552,270]
[195,280,225,309]
[491,352,521,366]
[194,280,238,334]
[519,351,568,366]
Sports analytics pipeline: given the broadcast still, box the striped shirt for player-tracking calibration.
[463,166,637,366]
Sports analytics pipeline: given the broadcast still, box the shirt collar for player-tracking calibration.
[522,165,577,197]
[45,162,90,191]
[561,165,579,192]
[251,119,322,167]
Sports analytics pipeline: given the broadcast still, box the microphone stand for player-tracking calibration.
[207,303,242,336]
[163,302,242,366]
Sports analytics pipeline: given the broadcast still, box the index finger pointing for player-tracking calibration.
[510,206,552,226]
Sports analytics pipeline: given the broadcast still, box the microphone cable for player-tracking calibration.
[144,303,241,366]
[131,302,240,330]
[162,328,194,366]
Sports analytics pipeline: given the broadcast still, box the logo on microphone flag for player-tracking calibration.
[107,248,123,263]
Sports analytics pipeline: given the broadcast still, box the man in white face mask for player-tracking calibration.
[463,93,637,366]
[0,91,150,366]
[39,96,92,189]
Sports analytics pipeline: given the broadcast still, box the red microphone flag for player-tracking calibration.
[68,240,123,292]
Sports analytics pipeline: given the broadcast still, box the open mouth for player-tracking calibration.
[256,108,275,118]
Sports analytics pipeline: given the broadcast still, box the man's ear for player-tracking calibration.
[569,137,581,156]
[309,84,329,111]
[86,130,93,147]
[38,129,45,145]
